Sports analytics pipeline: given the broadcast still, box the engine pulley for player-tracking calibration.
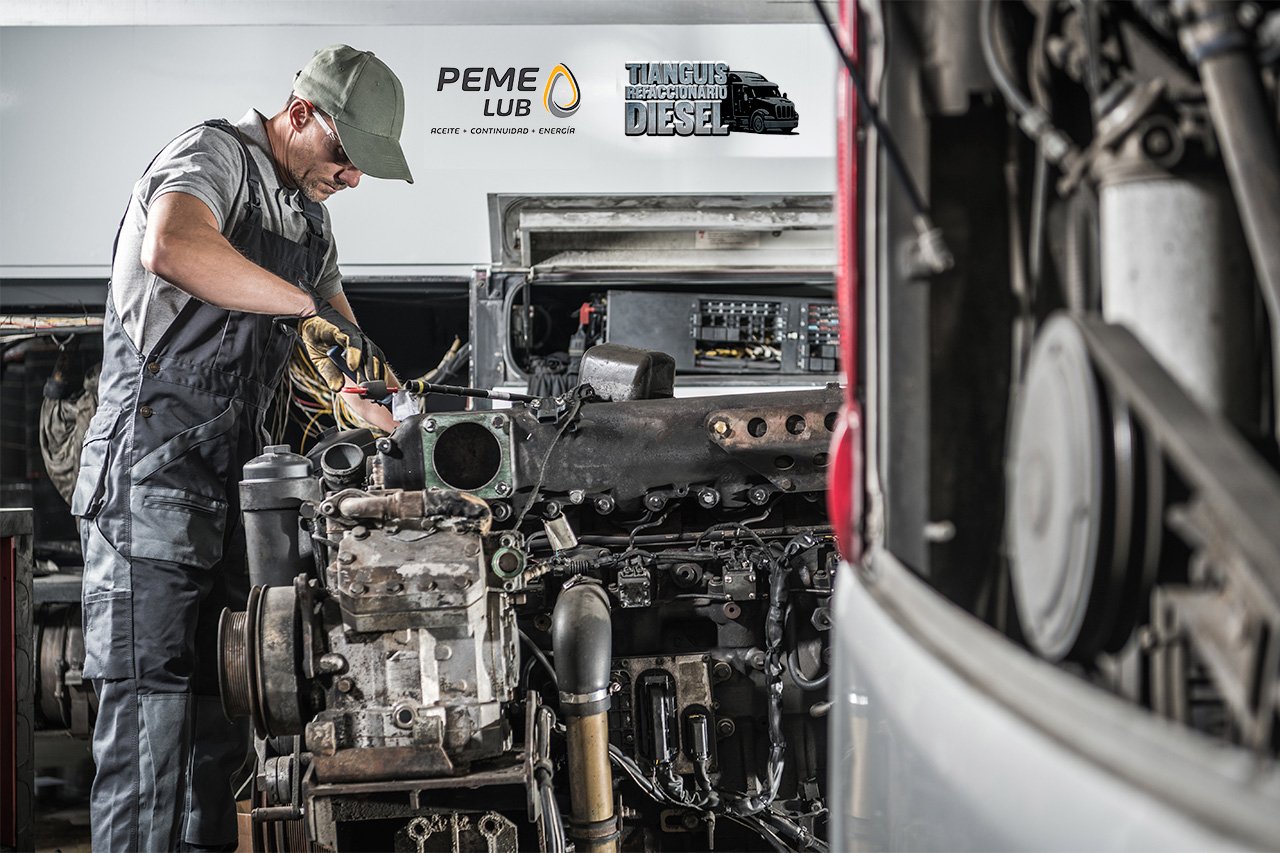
[1007,314,1162,661]
[1007,315,1109,660]
[218,584,308,738]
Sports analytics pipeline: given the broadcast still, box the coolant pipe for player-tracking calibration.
[552,579,618,853]
[1180,0,1280,436]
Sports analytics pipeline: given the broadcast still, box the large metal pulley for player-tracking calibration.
[1007,314,1161,661]
[218,583,308,737]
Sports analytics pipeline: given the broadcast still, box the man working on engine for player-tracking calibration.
[72,45,410,851]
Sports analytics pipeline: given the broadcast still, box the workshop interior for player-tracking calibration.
[4,1,1280,851]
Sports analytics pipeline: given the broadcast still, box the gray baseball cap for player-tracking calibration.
[294,44,414,183]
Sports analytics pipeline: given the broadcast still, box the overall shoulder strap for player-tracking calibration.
[201,118,262,214]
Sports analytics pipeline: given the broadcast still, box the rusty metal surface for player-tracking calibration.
[312,744,457,783]
[380,386,842,515]
[706,399,836,492]
[306,756,526,798]
[335,527,487,632]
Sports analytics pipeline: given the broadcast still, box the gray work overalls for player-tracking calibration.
[73,119,328,851]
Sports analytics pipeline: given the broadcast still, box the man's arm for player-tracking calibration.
[321,292,400,433]
[140,191,315,317]
[143,190,399,432]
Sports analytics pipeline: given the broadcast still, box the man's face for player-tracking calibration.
[290,109,363,203]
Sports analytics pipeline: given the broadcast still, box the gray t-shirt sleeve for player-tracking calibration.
[138,125,245,232]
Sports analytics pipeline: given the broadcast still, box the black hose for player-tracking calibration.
[980,0,1035,117]
[788,649,831,691]
[979,0,1076,164]
[551,579,612,716]
[519,630,558,689]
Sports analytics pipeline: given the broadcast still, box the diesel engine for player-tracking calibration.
[217,345,837,852]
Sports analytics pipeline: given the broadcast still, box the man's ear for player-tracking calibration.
[287,97,311,132]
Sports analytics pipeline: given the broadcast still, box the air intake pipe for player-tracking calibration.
[552,579,618,853]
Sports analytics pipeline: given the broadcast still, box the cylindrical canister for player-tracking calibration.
[240,445,322,588]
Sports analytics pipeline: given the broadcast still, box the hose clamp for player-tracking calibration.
[559,687,610,706]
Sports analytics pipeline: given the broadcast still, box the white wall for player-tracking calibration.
[0,25,835,278]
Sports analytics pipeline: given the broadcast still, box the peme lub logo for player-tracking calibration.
[543,64,581,118]
[437,63,581,118]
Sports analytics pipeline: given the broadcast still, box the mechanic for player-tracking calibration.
[70,44,411,851]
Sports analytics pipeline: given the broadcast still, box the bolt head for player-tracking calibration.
[495,482,512,496]
[349,582,366,595]
[376,437,394,454]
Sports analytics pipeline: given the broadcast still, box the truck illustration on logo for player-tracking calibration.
[720,70,799,133]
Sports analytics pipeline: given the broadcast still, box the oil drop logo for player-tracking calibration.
[544,63,581,118]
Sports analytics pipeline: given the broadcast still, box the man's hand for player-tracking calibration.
[300,298,390,392]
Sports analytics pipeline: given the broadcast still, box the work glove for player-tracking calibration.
[299,298,391,392]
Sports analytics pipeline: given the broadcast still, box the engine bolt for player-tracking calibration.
[711,661,732,682]
[376,437,394,454]
[645,493,667,511]
[424,418,437,433]
[697,488,720,508]
[389,582,404,593]
[338,552,354,565]
[335,677,354,694]
[717,719,736,738]
[495,482,512,496]
[464,542,481,557]
[352,525,369,539]
[594,496,615,514]
[317,653,347,674]
[349,583,366,595]
[748,487,770,505]
[712,418,730,437]
[569,489,585,504]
